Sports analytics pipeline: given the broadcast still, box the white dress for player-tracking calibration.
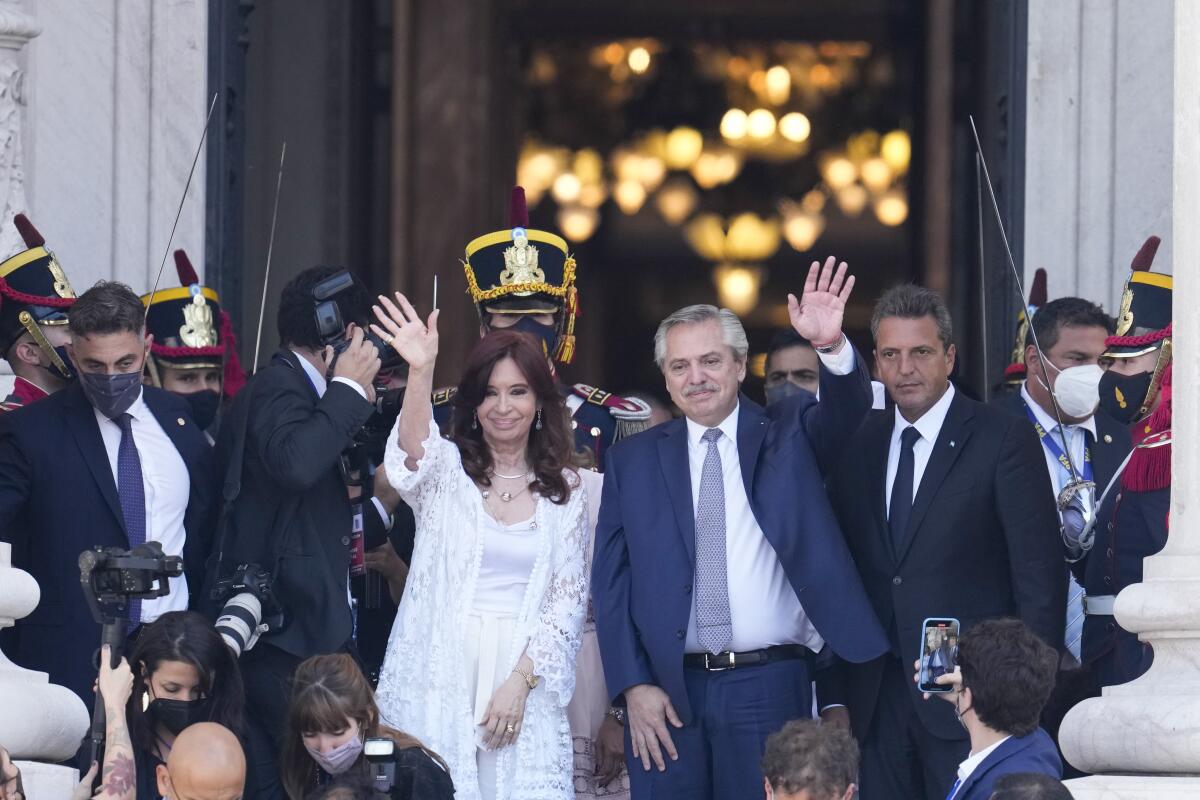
[375,417,590,800]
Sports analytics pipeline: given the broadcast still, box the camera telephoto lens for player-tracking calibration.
[215,593,263,658]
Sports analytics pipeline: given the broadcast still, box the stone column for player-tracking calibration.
[0,0,37,397]
[1058,1,1200,796]
[0,542,90,797]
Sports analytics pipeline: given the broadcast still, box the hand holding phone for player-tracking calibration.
[916,617,960,693]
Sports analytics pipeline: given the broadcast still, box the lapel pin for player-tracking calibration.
[1104,434,1112,444]
[949,440,955,448]
[177,417,186,426]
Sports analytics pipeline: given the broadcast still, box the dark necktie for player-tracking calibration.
[116,413,147,621]
[889,426,921,552]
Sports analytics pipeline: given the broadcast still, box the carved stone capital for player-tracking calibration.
[0,1,39,50]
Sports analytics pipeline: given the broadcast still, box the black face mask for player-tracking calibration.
[1098,369,1155,425]
[506,317,558,359]
[147,696,211,736]
[180,389,221,430]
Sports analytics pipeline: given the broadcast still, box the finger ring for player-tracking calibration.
[505,723,515,734]
[382,333,394,346]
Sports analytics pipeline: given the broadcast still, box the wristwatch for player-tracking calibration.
[514,666,540,689]
[606,706,626,726]
[813,333,846,354]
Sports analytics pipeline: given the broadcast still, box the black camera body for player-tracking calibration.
[312,270,404,369]
[210,563,286,658]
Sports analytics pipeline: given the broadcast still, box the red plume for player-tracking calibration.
[219,310,246,397]
[174,249,200,287]
[1131,236,1161,270]
[13,214,45,249]
[509,186,529,228]
[1029,268,1047,307]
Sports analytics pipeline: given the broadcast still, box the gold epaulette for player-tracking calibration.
[432,387,458,406]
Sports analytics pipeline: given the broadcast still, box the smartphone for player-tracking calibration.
[917,617,960,693]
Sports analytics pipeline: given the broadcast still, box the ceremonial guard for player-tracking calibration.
[1081,236,1173,688]
[0,214,76,411]
[444,185,650,465]
[141,249,246,435]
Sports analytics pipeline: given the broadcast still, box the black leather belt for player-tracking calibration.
[683,644,811,672]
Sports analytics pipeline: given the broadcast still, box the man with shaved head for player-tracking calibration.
[156,722,246,800]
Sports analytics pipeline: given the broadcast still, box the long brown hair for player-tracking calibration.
[280,654,448,799]
[451,329,576,504]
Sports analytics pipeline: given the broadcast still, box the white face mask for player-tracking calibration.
[1036,360,1103,419]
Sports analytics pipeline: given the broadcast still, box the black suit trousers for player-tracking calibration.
[859,657,968,800]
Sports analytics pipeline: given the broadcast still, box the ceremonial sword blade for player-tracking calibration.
[252,142,288,374]
[968,115,1080,481]
[146,93,219,309]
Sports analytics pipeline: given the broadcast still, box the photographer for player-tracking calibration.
[280,654,452,800]
[212,267,387,800]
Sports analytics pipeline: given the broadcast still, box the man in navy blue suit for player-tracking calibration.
[921,618,1061,800]
[0,281,215,710]
[593,256,889,799]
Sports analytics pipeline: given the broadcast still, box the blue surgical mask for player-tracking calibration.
[765,382,816,406]
[79,369,143,419]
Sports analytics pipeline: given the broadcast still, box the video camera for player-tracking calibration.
[210,563,286,658]
[78,541,184,769]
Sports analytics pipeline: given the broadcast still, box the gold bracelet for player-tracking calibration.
[513,666,540,689]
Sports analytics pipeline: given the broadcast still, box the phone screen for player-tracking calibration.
[918,617,960,693]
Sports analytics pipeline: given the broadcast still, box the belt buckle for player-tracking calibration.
[704,651,736,671]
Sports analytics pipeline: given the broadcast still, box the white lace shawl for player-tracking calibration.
[375,417,589,800]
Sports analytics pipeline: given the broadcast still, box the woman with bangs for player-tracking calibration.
[369,295,589,800]
[280,653,452,799]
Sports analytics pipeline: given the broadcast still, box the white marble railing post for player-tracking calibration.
[0,542,90,797]
[1059,1,1200,797]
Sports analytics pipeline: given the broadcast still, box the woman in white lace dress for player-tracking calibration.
[369,293,589,800]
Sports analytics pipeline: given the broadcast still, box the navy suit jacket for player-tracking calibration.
[0,384,216,708]
[592,351,889,722]
[954,728,1062,800]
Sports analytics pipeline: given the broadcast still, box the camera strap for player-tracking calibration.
[207,374,258,598]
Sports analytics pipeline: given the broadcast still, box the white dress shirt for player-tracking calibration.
[1019,383,1095,496]
[93,389,190,623]
[885,382,956,516]
[951,735,1011,797]
[683,344,855,654]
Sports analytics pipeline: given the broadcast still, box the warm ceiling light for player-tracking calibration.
[873,189,909,226]
[822,156,857,191]
[573,149,603,185]
[635,155,666,192]
[801,189,826,214]
[778,112,811,143]
[664,126,704,170]
[521,150,560,191]
[765,65,791,105]
[655,177,699,225]
[613,180,647,215]
[578,182,607,209]
[726,212,781,262]
[691,149,743,189]
[557,205,599,242]
[684,214,728,261]
[860,157,893,193]
[835,183,868,216]
[602,42,625,66]
[783,211,825,252]
[720,108,749,141]
[881,129,912,173]
[551,172,582,204]
[747,108,776,140]
[628,46,651,74]
[714,264,764,316]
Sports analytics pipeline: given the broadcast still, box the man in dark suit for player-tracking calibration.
[992,296,1131,774]
[0,281,215,709]
[594,256,889,799]
[828,284,1064,799]
[923,619,1062,800]
[214,266,382,800]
